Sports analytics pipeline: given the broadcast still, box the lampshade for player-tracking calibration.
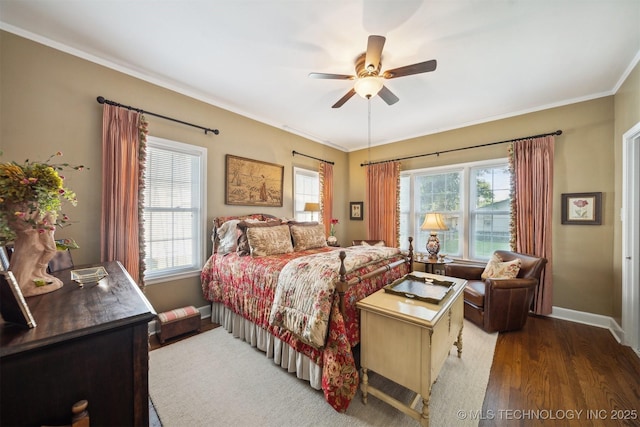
[354,76,384,99]
[420,213,448,231]
[304,202,320,212]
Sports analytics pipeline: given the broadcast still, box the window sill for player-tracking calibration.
[144,269,201,285]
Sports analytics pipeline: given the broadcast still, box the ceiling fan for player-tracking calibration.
[309,35,437,108]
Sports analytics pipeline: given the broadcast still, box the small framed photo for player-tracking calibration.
[350,202,364,220]
[0,246,9,271]
[561,192,602,225]
[0,271,37,328]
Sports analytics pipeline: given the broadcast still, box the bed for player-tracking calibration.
[201,214,413,412]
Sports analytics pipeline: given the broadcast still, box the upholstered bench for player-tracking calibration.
[157,306,201,344]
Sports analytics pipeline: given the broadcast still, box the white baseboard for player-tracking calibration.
[147,304,211,336]
[550,306,624,344]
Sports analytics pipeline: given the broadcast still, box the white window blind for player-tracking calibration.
[143,136,206,282]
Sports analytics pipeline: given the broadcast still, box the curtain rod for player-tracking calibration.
[292,150,334,165]
[97,96,219,135]
[360,129,562,167]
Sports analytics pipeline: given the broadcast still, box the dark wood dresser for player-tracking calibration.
[1,261,156,427]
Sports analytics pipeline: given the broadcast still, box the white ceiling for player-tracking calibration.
[1,1,639,152]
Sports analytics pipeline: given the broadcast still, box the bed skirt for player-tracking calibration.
[211,302,323,390]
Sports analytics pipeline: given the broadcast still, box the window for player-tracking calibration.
[469,165,511,259]
[400,159,511,261]
[293,167,319,221]
[143,136,207,282]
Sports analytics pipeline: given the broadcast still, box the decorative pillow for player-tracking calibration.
[481,253,522,279]
[212,214,277,252]
[236,219,282,256]
[213,213,276,229]
[290,223,328,251]
[215,219,241,254]
[247,225,294,256]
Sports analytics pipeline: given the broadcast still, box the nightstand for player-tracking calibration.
[413,256,452,275]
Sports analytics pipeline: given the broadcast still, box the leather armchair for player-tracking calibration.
[444,250,547,333]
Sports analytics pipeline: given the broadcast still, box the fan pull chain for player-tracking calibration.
[367,98,372,165]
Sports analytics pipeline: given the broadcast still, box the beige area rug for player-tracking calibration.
[149,320,497,427]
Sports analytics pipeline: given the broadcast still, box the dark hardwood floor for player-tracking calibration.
[481,315,640,427]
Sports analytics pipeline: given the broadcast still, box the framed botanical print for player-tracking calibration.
[350,201,364,220]
[561,192,602,225]
[225,155,284,206]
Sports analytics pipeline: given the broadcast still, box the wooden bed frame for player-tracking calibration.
[203,218,415,412]
[335,237,414,315]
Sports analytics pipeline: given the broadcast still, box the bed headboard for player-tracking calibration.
[212,213,278,230]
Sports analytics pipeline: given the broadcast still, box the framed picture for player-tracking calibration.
[561,192,602,225]
[0,246,9,271]
[350,201,364,220]
[0,271,37,328]
[225,155,284,206]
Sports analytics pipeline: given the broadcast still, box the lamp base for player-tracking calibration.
[426,232,440,259]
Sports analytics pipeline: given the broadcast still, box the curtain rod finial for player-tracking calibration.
[97,96,105,104]
[556,130,563,135]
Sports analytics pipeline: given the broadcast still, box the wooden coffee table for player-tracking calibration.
[357,272,466,427]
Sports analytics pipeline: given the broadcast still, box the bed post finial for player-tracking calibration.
[408,236,414,271]
[337,251,348,314]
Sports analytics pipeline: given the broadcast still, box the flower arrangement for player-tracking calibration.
[330,218,339,236]
[0,152,85,242]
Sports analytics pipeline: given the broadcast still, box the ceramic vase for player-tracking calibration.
[8,210,63,297]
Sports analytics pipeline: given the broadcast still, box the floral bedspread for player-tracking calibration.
[200,246,408,412]
[269,246,402,348]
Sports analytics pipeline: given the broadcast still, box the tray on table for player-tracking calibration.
[383,274,454,304]
[71,266,109,284]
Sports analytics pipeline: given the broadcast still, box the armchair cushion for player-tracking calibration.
[463,280,486,308]
[481,253,521,279]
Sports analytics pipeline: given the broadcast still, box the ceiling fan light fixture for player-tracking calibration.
[354,76,383,99]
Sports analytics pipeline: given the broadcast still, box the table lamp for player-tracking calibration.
[304,202,320,221]
[420,213,448,259]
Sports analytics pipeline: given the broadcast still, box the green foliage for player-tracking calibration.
[418,172,461,212]
[0,152,86,242]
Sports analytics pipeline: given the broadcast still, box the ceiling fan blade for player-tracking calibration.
[365,35,386,73]
[378,86,399,106]
[332,89,356,108]
[382,59,437,79]
[309,72,355,80]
